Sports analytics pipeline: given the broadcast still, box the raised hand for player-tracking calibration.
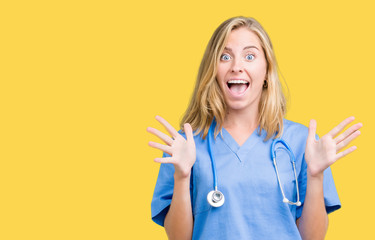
[304,116,363,177]
[147,115,196,180]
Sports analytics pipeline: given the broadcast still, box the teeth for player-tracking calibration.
[228,80,248,84]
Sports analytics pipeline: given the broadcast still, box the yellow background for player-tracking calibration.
[1,0,374,239]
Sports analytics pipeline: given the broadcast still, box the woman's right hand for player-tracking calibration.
[147,115,196,180]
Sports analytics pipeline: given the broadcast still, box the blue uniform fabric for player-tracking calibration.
[151,119,341,239]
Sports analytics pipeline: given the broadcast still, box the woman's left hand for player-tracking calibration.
[304,116,363,178]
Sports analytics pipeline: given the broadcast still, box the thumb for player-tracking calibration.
[307,119,317,144]
[184,123,194,143]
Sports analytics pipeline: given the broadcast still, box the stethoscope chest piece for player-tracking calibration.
[207,190,225,207]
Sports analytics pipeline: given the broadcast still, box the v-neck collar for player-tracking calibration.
[220,125,263,163]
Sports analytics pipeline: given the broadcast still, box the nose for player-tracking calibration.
[231,58,243,73]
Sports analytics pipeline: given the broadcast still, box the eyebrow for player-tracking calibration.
[224,46,260,51]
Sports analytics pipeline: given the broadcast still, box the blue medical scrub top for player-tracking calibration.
[151,119,341,239]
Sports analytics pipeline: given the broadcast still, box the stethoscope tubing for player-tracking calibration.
[208,122,218,191]
[271,139,301,206]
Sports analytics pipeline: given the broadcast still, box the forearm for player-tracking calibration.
[297,173,328,240]
[164,173,193,240]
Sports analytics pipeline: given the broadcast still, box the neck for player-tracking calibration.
[223,107,259,131]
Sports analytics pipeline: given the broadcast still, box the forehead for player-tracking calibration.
[225,27,262,50]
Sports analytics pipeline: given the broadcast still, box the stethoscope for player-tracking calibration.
[206,121,301,208]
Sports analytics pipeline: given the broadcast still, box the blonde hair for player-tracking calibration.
[181,16,287,141]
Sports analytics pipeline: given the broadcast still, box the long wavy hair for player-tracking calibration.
[180,16,287,141]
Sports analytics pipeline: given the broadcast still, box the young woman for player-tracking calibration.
[148,16,362,240]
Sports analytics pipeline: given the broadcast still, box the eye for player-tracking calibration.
[220,54,231,61]
[246,54,255,61]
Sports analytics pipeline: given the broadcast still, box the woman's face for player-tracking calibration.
[216,27,268,114]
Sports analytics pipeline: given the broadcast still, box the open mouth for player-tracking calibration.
[227,79,250,95]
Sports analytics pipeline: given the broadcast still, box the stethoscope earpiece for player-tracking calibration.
[283,198,301,206]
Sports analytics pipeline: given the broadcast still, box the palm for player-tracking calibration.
[147,116,196,179]
[304,117,362,177]
[169,130,196,175]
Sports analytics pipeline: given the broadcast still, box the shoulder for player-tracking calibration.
[282,119,308,133]
[279,119,311,158]
[281,119,309,144]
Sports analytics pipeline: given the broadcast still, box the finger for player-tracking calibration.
[148,141,172,155]
[336,146,357,161]
[307,119,317,144]
[147,127,174,145]
[335,122,363,144]
[336,130,361,152]
[328,116,355,138]
[184,123,194,142]
[155,115,179,138]
[154,157,175,164]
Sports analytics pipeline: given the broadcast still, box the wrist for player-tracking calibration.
[306,161,325,180]
[307,169,324,182]
[174,172,191,182]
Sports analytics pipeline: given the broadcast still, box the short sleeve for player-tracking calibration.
[151,152,175,226]
[151,150,194,227]
[296,135,341,219]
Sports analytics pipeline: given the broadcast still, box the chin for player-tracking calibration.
[226,102,251,112]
